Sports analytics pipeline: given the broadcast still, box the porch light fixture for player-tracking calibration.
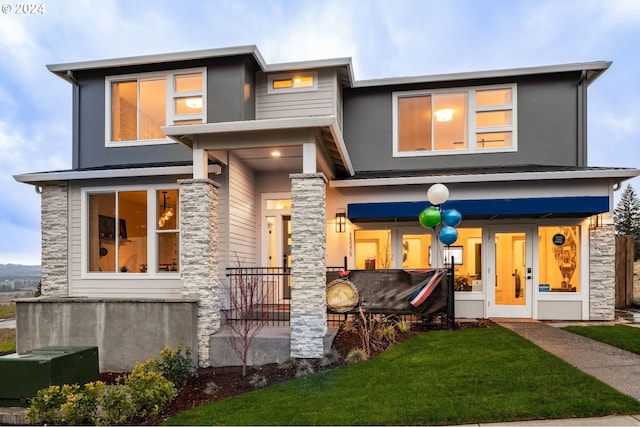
[336,208,346,233]
[435,108,454,122]
[158,191,175,228]
[589,213,602,230]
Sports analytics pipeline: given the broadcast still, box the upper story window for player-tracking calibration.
[392,84,516,157]
[267,71,318,94]
[106,68,206,146]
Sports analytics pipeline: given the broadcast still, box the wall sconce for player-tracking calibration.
[589,214,602,230]
[335,208,346,233]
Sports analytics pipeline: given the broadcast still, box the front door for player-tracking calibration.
[487,226,533,318]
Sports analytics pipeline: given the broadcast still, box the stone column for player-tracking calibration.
[179,178,221,367]
[589,224,615,320]
[290,173,327,359]
[41,182,69,297]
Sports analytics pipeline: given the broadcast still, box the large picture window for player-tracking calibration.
[107,68,205,146]
[393,84,516,156]
[86,188,179,275]
[538,226,580,292]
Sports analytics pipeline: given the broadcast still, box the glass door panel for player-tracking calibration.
[488,227,533,318]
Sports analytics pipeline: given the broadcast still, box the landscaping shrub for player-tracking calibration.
[124,359,177,418]
[59,381,104,425]
[99,384,136,426]
[159,345,195,388]
[27,384,80,424]
[27,346,185,425]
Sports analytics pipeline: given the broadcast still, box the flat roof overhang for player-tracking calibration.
[348,196,610,222]
[162,116,354,178]
[330,166,640,188]
[13,163,222,185]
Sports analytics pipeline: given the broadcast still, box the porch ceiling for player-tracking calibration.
[162,116,353,178]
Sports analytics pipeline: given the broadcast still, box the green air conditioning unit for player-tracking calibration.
[0,346,99,407]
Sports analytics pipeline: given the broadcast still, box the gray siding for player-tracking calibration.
[256,69,338,120]
[343,72,582,172]
[74,56,259,169]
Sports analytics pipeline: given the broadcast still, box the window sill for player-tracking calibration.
[393,146,517,157]
[106,138,176,148]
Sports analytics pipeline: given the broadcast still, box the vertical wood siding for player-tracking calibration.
[228,153,258,265]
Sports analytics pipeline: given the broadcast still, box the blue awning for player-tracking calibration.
[347,196,609,222]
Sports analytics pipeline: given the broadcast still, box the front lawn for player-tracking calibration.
[562,324,640,355]
[0,305,15,320]
[165,327,640,426]
[0,328,16,353]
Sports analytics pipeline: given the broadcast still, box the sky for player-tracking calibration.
[0,0,639,265]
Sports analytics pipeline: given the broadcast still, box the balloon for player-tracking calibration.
[439,225,458,245]
[427,183,449,205]
[418,206,441,229]
[442,209,462,226]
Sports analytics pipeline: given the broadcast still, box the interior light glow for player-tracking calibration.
[185,97,203,109]
[271,150,281,157]
[435,108,454,122]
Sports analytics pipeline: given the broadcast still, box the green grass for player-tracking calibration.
[563,324,640,355]
[165,327,640,426]
[0,305,15,320]
[0,328,16,353]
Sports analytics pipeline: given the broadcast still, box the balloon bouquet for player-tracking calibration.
[418,183,461,325]
[418,183,462,263]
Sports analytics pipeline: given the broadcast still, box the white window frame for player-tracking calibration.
[80,185,180,279]
[267,71,318,94]
[105,67,206,147]
[392,83,517,157]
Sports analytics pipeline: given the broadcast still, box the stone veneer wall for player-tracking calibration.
[589,224,615,320]
[179,178,221,367]
[41,182,69,296]
[290,173,327,358]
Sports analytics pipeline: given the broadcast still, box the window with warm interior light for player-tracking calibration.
[267,72,318,94]
[538,226,580,293]
[107,68,205,146]
[86,187,179,275]
[393,84,516,156]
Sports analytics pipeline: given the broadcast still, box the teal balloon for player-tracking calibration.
[442,209,462,226]
[418,206,441,229]
[439,225,458,245]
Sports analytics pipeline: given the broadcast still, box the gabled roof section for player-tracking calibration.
[354,61,612,88]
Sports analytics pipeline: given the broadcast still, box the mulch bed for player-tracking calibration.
[100,319,493,424]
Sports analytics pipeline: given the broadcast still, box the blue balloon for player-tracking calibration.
[439,225,458,245]
[442,209,462,226]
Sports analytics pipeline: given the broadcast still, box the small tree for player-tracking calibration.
[224,256,268,377]
[614,184,640,260]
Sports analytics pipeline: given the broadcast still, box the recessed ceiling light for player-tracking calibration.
[271,150,281,157]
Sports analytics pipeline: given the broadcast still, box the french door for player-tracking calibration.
[486,226,534,318]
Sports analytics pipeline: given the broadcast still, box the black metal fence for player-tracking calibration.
[225,264,455,328]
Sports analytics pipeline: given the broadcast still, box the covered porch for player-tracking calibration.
[163,116,354,365]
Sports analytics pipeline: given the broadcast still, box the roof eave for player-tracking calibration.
[329,168,640,188]
[353,61,612,88]
[46,45,268,81]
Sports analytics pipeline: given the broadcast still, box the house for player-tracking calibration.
[13,45,640,370]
